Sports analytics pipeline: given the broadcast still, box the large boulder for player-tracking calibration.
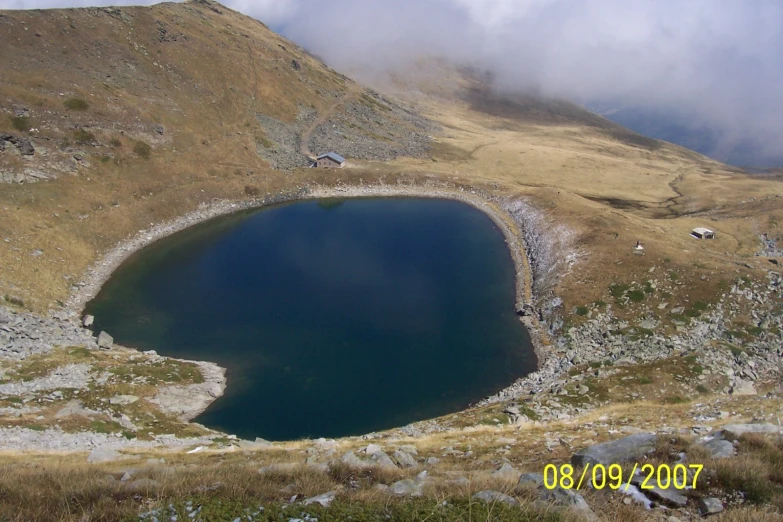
[571,433,657,468]
[370,450,398,470]
[719,423,783,440]
[97,331,113,349]
[392,449,418,469]
[492,462,520,480]
[699,438,735,459]
[630,475,687,507]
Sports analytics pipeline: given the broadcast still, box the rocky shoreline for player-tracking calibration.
[9,180,779,450]
[64,181,564,396]
[0,181,567,450]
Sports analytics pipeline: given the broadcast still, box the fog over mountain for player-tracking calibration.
[3,0,782,167]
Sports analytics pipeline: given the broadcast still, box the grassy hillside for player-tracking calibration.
[0,3,782,521]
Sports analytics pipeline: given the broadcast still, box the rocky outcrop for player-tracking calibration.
[148,360,227,421]
[0,132,35,156]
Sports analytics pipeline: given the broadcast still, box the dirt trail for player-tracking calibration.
[299,85,362,160]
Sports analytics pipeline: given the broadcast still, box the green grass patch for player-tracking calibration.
[669,272,680,281]
[627,289,645,302]
[478,412,511,426]
[63,98,89,111]
[696,384,709,394]
[663,395,687,405]
[73,128,95,144]
[575,306,588,316]
[109,359,204,385]
[609,283,629,300]
[10,116,31,132]
[156,497,563,522]
[638,376,653,385]
[89,420,124,434]
[3,295,24,308]
[133,140,151,158]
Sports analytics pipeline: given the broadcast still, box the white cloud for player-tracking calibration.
[2,0,781,164]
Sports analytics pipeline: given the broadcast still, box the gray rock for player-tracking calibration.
[389,478,423,496]
[720,423,783,440]
[97,331,113,349]
[87,448,121,463]
[122,478,160,492]
[571,433,657,468]
[302,491,336,507]
[392,449,418,468]
[109,395,139,406]
[147,361,226,421]
[699,497,724,516]
[700,438,735,459]
[82,315,94,327]
[730,380,757,396]
[425,457,440,466]
[630,476,687,507]
[339,450,366,468]
[370,450,398,470]
[363,443,381,454]
[399,445,418,455]
[492,462,520,480]
[472,490,519,507]
[518,472,594,516]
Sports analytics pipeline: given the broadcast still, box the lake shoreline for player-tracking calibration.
[66,182,554,425]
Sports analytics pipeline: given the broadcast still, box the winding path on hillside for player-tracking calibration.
[299,85,362,160]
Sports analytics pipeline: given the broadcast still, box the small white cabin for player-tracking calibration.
[691,227,715,239]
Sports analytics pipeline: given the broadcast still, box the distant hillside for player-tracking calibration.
[590,104,783,169]
[0,0,433,183]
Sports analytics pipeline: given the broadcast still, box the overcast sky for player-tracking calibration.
[3,0,782,164]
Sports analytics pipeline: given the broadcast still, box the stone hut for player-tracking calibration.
[315,152,346,168]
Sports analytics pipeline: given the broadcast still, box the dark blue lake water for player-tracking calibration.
[85,198,535,440]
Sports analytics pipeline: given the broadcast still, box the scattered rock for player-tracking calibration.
[339,450,366,468]
[492,462,520,480]
[82,315,94,327]
[122,478,160,493]
[571,433,657,467]
[392,449,418,469]
[720,423,783,440]
[699,438,735,459]
[472,490,519,507]
[389,478,421,496]
[363,443,381,455]
[699,497,724,516]
[729,380,757,396]
[302,491,336,507]
[518,473,595,517]
[370,450,397,470]
[109,395,139,406]
[630,475,687,507]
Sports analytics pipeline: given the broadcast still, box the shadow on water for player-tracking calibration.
[85,198,536,440]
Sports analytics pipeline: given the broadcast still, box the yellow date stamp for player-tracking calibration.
[543,463,703,491]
